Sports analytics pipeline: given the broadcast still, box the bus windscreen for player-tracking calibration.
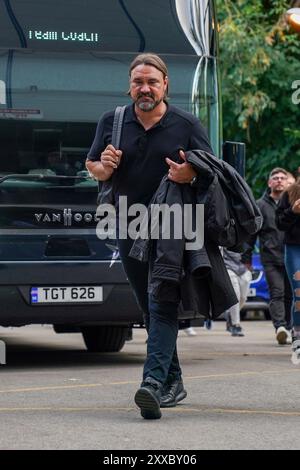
[0,1,220,186]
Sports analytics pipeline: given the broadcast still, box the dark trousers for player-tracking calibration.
[264,264,292,330]
[117,237,182,384]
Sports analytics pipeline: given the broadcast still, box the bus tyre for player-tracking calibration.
[81,326,129,352]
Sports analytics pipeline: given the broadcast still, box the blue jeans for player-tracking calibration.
[117,237,182,385]
[144,296,181,383]
[285,245,300,327]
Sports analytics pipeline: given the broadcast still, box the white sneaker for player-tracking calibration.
[286,330,292,345]
[276,326,289,345]
[184,327,197,337]
[291,340,300,365]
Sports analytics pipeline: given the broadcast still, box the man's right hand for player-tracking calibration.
[101,145,122,174]
[86,145,123,181]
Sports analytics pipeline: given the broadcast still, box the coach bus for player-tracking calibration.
[0,0,221,352]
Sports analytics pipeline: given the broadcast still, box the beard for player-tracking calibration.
[134,93,163,112]
[272,187,285,197]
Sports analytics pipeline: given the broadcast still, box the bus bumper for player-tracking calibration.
[0,260,143,326]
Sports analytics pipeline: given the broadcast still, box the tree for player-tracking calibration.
[217,0,300,196]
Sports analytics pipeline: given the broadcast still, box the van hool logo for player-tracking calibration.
[35,209,99,226]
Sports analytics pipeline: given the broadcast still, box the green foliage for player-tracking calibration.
[217,0,300,196]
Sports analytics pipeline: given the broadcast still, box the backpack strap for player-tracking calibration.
[97,105,126,194]
[111,105,126,149]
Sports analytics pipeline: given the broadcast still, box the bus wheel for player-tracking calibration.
[81,326,129,352]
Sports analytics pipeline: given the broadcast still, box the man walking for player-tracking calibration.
[244,168,292,344]
[86,53,235,419]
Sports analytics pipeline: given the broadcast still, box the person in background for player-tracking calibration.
[286,172,296,188]
[276,176,300,363]
[243,168,292,345]
[223,249,252,337]
[47,150,74,176]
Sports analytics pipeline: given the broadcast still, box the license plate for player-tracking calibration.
[30,286,103,304]
[248,288,256,297]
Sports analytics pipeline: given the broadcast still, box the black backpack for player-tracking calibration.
[187,149,263,252]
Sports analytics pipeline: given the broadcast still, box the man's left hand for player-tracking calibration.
[166,150,197,184]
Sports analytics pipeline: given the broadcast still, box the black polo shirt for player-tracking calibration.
[87,103,214,207]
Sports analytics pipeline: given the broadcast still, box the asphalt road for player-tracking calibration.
[0,321,299,450]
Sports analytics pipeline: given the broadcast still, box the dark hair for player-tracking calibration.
[128,53,169,98]
[269,167,288,179]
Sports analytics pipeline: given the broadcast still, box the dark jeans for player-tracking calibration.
[264,263,292,330]
[285,245,300,327]
[117,237,182,385]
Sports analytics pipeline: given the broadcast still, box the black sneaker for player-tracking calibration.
[231,325,244,337]
[160,377,187,408]
[134,377,163,419]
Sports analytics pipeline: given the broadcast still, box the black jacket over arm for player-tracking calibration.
[129,164,238,320]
